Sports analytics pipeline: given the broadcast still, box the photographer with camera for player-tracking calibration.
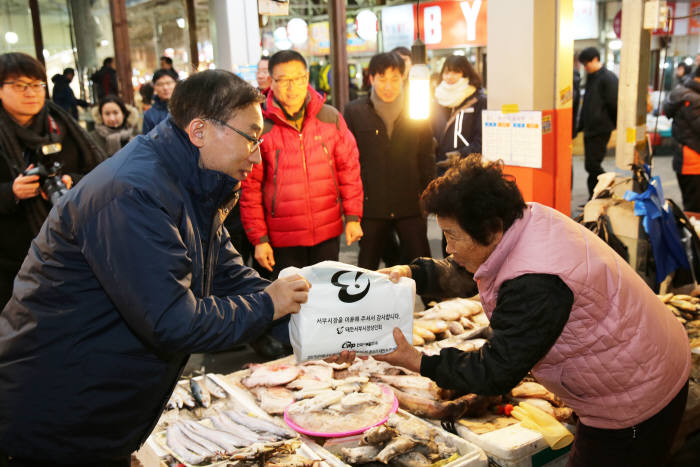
[0,53,105,308]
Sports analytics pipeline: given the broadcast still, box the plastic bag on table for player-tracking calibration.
[280,261,415,362]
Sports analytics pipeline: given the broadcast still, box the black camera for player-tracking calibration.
[23,143,69,205]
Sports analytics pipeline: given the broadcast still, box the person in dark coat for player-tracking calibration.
[0,70,310,465]
[432,55,487,177]
[50,67,89,119]
[663,66,700,212]
[344,52,435,270]
[0,53,105,309]
[577,47,618,198]
[90,57,118,100]
[142,68,178,134]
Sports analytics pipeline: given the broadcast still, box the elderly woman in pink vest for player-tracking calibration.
[332,154,690,466]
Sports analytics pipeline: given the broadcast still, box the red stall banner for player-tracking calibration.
[416,0,487,49]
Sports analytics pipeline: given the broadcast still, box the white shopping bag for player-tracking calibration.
[280,261,415,362]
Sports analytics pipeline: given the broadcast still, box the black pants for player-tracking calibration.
[0,267,16,311]
[583,131,611,198]
[676,173,700,213]
[567,381,688,467]
[272,236,340,278]
[358,217,431,270]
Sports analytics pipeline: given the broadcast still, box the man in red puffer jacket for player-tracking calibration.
[240,50,363,358]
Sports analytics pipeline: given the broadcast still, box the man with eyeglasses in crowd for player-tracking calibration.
[142,68,178,134]
[240,50,363,359]
[0,69,311,465]
[0,52,104,308]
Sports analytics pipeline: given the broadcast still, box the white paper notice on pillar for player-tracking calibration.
[482,110,543,169]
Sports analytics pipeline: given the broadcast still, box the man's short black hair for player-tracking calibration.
[152,68,178,84]
[268,50,307,76]
[63,67,74,76]
[169,69,264,130]
[421,154,526,245]
[160,56,173,66]
[0,52,46,84]
[390,46,411,59]
[578,47,600,65]
[368,52,405,77]
[103,57,114,67]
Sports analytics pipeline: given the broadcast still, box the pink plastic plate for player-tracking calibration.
[283,384,399,438]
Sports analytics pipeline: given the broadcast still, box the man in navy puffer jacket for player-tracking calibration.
[0,70,310,465]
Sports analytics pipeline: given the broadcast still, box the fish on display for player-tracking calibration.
[190,377,212,408]
[166,423,212,464]
[242,364,301,388]
[173,384,196,409]
[224,409,297,439]
[204,375,228,399]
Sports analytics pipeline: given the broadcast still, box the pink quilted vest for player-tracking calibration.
[475,203,690,429]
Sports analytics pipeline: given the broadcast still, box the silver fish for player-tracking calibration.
[209,414,268,444]
[181,420,245,452]
[204,375,228,399]
[173,385,196,409]
[178,421,223,453]
[225,409,296,439]
[190,378,211,408]
[166,424,207,464]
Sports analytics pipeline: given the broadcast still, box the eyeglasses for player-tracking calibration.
[3,81,47,93]
[212,120,263,153]
[272,74,308,88]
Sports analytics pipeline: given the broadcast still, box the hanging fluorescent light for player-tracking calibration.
[409,38,430,120]
[176,18,186,29]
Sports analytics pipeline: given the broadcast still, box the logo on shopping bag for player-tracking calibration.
[330,270,370,303]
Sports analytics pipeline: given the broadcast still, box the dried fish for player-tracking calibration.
[371,374,443,400]
[375,436,417,463]
[173,385,196,409]
[361,424,396,445]
[340,445,380,464]
[224,409,297,439]
[242,364,301,388]
[190,378,211,408]
[166,424,208,464]
[204,375,228,399]
[510,382,563,407]
[249,386,296,415]
[209,414,269,444]
[340,392,376,409]
[287,390,344,414]
[391,451,432,467]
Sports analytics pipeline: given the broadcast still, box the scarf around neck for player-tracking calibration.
[435,77,476,108]
[94,123,134,155]
[370,86,404,138]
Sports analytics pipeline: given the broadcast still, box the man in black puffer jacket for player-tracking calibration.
[344,52,435,270]
[664,66,700,211]
[577,47,618,198]
[0,70,310,465]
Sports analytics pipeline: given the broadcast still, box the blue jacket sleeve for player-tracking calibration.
[212,226,271,297]
[79,188,275,355]
[142,114,154,134]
